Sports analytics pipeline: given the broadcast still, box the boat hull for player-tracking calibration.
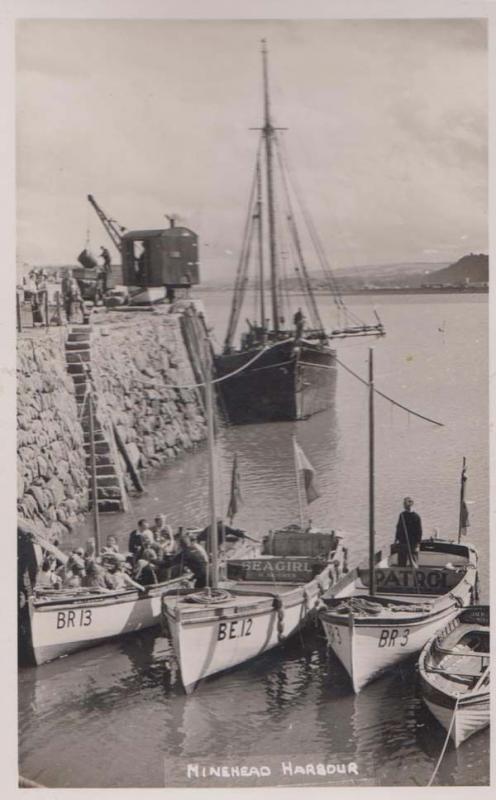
[418,605,490,747]
[163,567,333,693]
[27,578,189,666]
[320,600,469,694]
[214,338,336,424]
[423,693,489,748]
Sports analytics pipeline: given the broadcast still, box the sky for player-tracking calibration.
[16,17,488,280]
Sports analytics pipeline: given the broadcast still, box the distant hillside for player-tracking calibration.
[421,253,488,286]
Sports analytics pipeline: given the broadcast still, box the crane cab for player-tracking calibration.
[121,223,200,289]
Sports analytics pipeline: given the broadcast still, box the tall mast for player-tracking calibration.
[368,348,376,596]
[204,338,219,589]
[261,39,279,332]
[256,157,266,328]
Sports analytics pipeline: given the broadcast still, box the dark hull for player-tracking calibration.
[214,338,337,424]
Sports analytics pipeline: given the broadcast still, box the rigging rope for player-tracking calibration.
[335,357,444,427]
[102,336,444,428]
[277,132,372,330]
[274,136,325,331]
[224,136,263,350]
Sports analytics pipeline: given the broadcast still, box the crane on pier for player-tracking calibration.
[85,194,200,298]
[87,194,126,254]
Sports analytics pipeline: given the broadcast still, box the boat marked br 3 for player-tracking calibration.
[378,628,410,648]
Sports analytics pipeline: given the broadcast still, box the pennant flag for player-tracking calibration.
[293,439,320,504]
[227,453,243,523]
[459,460,470,537]
[460,500,470,536]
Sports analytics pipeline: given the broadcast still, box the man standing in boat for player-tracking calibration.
[293,307,305,339]
[394,496,423,566]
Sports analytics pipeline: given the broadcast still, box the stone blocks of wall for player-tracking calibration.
[90,311,206,489]
[17,335,88,537]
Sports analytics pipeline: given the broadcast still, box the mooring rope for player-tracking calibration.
[72,325,444,428]
[427,696,460,785]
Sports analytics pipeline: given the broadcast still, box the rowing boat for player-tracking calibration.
[418,604,489,747]
[318,538,479,693]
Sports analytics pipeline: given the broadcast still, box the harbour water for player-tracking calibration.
[18,292,489,787]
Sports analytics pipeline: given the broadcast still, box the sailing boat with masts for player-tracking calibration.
[214,41,385,425]
[318,350,479,693]
[161,349,348,694]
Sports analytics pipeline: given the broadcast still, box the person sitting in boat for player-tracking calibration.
[83,560,112,592]
[37,556,61,590]
[175,530,208,589]
[293,307,306,339]
[394,496,423,567]
[151,514,175,552]
[128,518,151,560]
[195,519,246,547]
[104,534,120,554]
[62,555,85,589]
[84,538,97,565]
[104,555,144,591]
[134,551,159,586]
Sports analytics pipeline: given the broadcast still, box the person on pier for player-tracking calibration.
[394,496,423,567]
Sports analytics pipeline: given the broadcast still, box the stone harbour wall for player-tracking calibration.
[17,334,89,538]
[17,309,208,540]
[90,311,206,487]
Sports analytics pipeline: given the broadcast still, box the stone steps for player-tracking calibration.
[64,324,126,513]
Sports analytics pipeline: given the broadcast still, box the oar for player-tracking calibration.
[242,533,260,543]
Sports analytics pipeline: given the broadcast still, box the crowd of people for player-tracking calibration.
[36,514,229,594]
[20,247,112,327]
[22,269,50,326]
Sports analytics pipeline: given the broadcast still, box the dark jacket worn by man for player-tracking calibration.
[394,497,422,567]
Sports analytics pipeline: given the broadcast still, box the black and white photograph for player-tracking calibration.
[10,0,492,792]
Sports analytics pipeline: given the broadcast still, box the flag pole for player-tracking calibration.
[458,456,466,544]
[204,337,218,589]
[293,435,305,530]
[368,348,376,596]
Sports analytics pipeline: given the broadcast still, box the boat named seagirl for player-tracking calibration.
[418,604,489,748]
[162,525,348,694]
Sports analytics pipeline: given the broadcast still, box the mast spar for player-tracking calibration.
[261,39,279,333]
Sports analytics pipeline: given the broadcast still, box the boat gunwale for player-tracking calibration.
[163,565,332,624]
[30,577,190,611]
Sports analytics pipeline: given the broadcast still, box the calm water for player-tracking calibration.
[18,292,489,787]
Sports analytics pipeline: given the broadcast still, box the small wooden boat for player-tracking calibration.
[24,578,192,667]
[18,523,250,667]
[18,519,195,666]
[318,538,479,693]
[162,524,347,693]
[418,605,490,747]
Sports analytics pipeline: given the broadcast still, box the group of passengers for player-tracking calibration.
[36,513,230,594]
